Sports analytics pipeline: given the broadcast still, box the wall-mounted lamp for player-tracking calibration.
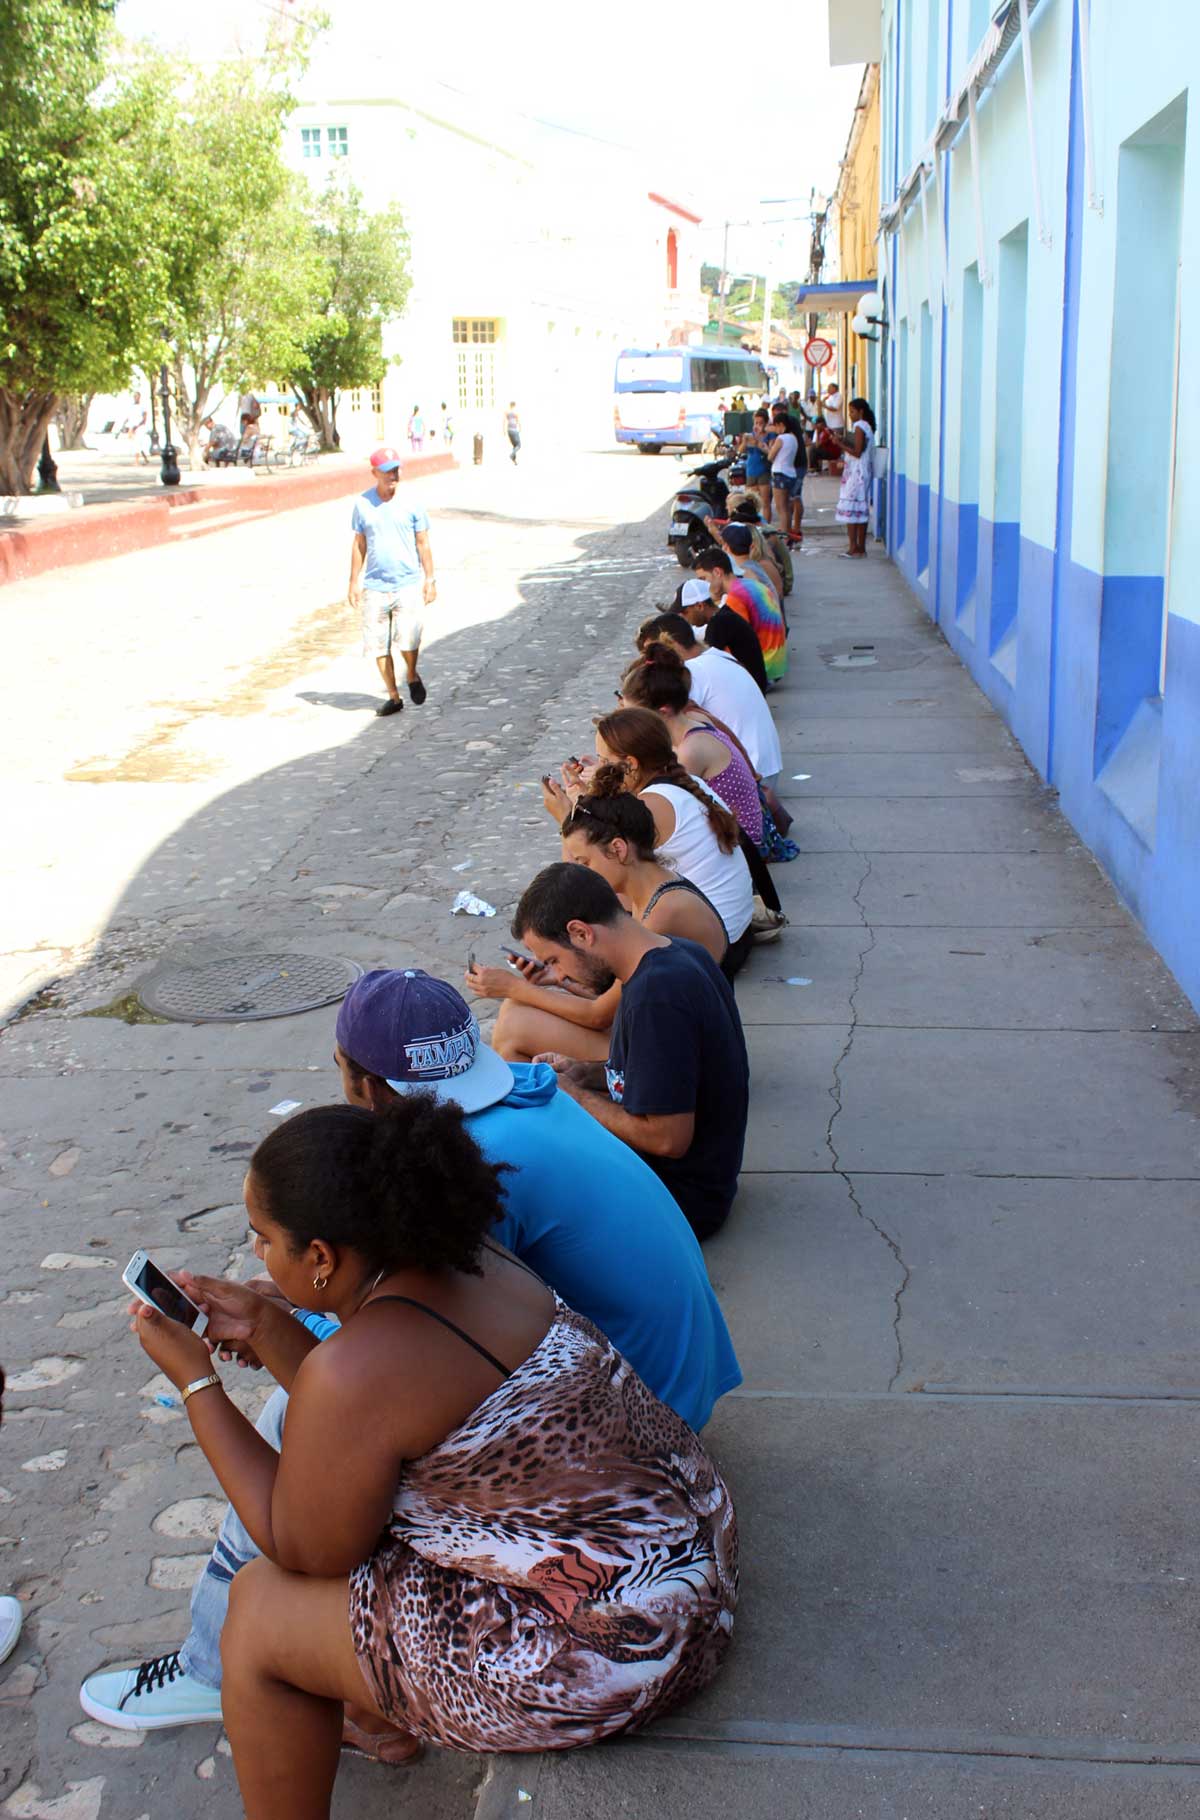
[851,291,887,341]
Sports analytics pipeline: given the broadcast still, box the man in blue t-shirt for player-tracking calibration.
[79,969,741,1732]
[513,863,750,1240]
[348,446,436,718]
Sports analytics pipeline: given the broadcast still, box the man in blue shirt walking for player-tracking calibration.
[348,446,437,718]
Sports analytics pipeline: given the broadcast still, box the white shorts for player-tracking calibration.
[361,584,423,657]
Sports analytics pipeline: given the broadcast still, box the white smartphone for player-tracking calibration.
[122,1251,209,1337]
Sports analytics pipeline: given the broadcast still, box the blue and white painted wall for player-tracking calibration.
[877,0,1200,1009]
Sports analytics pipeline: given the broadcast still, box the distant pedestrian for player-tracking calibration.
[505,401,521,464]
[348,446,436,716]
[835,398,877,558]
[440,402,455,447]
[823,383,844,432]
[407,406,425,454]
[237,389,261,439]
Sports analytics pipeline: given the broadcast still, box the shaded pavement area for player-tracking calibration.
[3,495,1200,1818]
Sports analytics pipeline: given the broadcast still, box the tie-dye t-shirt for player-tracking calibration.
[726,570,788,682]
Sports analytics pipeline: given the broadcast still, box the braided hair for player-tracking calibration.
[594,707,740,854]
[249,1099,508,1276]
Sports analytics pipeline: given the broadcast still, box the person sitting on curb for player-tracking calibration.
[540,708,756,960]
[467,787,730,1061]
[80,968,740,1741]
[347,446,435,718]
[621,646,797,864]
[722,522,785,612]
[674,580,769,693]
[514,861,750,1241]
[90,1097,738,1807]
[637,612,781,783]
[691,546,788,685]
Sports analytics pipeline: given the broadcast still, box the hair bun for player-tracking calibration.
[586,762,628,800]
[639,640,685,670]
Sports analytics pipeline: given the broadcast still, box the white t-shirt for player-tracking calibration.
[685,647,782,779]
[823,391,844,430]
[770,432,798,476]
[642,783,754,943]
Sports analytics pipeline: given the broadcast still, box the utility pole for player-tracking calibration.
[717,220,730,343]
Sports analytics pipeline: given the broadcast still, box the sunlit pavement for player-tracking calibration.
[4,454,1200,1819]
[0,441,682,1016]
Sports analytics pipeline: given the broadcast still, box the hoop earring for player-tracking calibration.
[313,1274,329,1291]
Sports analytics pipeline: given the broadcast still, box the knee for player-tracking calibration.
[491,1001,525,1062]
[221,1556,279,1679]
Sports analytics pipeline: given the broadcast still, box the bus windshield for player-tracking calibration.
[615,354,686,390]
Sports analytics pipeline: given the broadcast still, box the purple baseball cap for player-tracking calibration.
[335,969,514,1114]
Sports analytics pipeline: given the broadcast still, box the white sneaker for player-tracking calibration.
[0,1595,21,1665]
[79,1651,222,1730]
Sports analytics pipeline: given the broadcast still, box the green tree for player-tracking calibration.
[289,176,411,450]
[0,0,167,494]
[136,52,328,465]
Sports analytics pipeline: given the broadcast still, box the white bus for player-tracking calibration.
[613,346,771,453]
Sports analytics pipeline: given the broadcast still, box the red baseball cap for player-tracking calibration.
[369,446,402,472]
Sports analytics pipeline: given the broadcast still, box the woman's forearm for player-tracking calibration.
[184,1387,282,1558]
[249,1302,322,1393]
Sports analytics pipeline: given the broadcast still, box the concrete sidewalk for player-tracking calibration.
[482,539,1200,1815]
[3,510,1200,1819]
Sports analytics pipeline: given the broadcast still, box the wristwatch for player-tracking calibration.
[181,1374,222,1406]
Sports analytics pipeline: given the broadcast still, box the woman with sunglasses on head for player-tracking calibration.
[467,786,729,1064]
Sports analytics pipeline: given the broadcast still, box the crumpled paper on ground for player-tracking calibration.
[451,890,497,918]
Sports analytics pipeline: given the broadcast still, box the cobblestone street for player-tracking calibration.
[3,451,1200,1819]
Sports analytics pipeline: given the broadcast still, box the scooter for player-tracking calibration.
[668,452,740,566]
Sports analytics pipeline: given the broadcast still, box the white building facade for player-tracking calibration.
[286,68,706,454]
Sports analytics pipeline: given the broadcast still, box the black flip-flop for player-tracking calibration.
[407,677,427,705]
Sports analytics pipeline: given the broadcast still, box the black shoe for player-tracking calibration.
[407,677,427,705]
[375,696,404,718]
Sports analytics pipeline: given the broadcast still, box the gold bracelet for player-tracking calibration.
[181,1374,222,1406]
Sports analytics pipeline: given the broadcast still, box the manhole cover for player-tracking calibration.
[138,953,363,1024]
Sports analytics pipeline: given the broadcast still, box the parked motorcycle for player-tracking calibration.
[667,454,736,566]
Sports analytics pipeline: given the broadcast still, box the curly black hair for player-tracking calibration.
[248,1098,508,1276]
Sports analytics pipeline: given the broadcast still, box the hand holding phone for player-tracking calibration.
[502,944,546,978]
[123,1252,209,1337]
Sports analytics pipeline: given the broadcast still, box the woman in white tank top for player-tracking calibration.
[640,781,753,943]
[574,710,754,945]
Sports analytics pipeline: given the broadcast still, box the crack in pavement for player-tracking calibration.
[822,809,910,1390]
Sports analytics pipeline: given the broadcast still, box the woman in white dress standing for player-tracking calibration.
[835,398,876,558]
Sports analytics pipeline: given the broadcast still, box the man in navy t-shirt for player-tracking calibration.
[513,863,750,1239]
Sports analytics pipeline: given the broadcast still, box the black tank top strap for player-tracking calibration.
[643,876,728,953]
[365,1295,511,1379]
[481,1236,545,1287]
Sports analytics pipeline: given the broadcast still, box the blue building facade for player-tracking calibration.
[875,0,1199,1007]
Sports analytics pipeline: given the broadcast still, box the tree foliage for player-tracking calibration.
[0,0,167,492]
[135,51,328,460]
[289,176,411,449]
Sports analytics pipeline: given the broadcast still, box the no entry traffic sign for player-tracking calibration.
[805,336,834,369]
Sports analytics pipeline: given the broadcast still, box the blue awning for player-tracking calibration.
[792,281,873,313]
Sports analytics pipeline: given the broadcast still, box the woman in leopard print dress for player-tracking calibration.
[351,1294,737,1752]
[133,1095,737,1820]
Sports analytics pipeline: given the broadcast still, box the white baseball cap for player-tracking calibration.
[681,578,711,607]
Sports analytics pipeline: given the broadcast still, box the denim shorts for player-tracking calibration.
[771,470,797,497]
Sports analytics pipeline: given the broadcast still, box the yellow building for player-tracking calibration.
[832,62,880,401]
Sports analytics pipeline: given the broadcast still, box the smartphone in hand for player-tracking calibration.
[122,1251,209,1337]
[502,944,544,975]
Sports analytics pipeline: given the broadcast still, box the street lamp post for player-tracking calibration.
[158,361,180,488]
